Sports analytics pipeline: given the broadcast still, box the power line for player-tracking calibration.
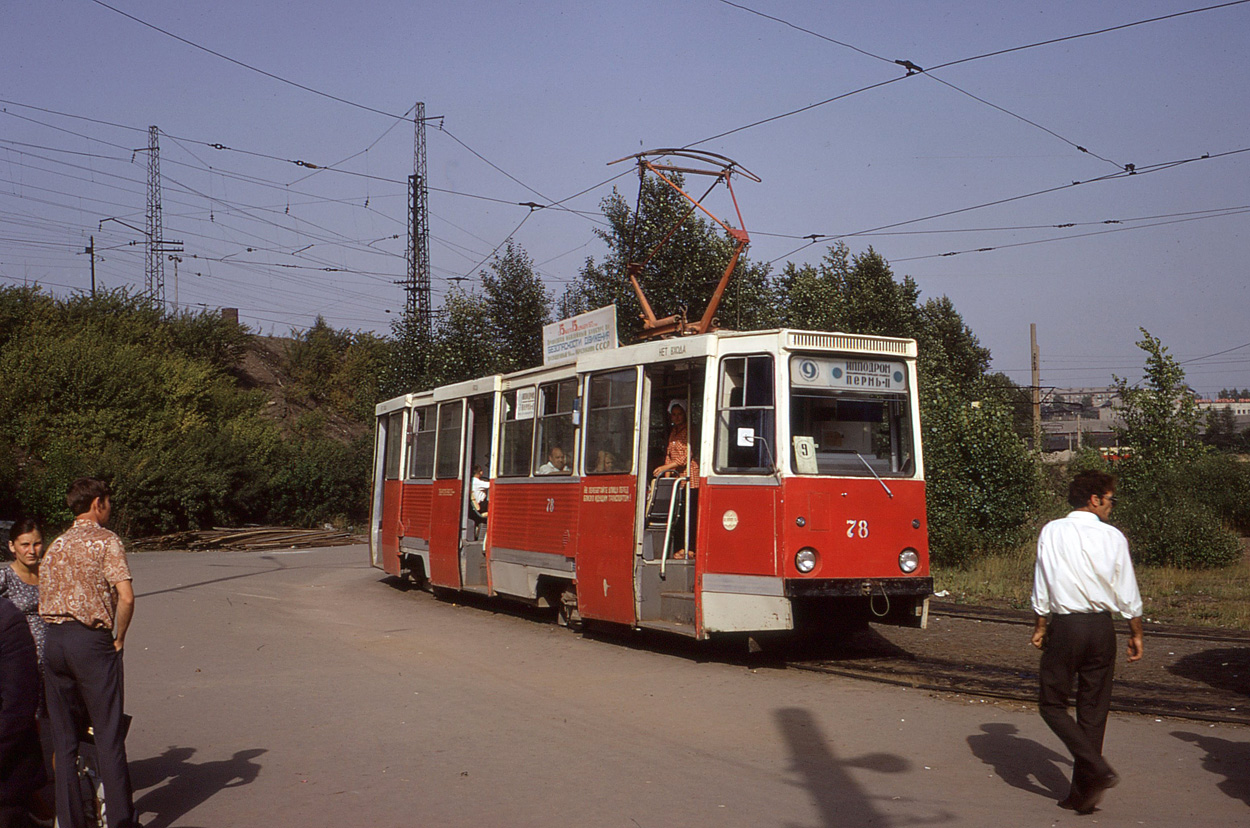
[693,0,1250,147]
[85,0,411,120]
[766,143,1250,264]
[714,0,1123,168]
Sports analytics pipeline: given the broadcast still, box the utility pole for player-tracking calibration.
[168,254,182,310]
[85,236,96,296]
[1031,323,1042,451]
[403,102,432,337]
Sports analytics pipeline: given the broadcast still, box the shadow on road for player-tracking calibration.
[131,746,266,828]
[775,706,950,827]
[1173,730,1250,807]
[966,722,1070,801]
[1167,648,1250,697]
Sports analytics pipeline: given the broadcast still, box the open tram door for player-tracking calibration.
[634,358,706,636]
[458,393,495,592]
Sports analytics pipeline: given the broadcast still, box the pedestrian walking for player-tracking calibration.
[39,478,138,828]
[1031,469,1143,815]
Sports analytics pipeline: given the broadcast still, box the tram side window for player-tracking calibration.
[384,411,404,480]
[533,379,576,475]
[585,369,637,475]
[407,405,436,479]
[715,355,775,473]
[435,400,464,479]
[499,388,535,477]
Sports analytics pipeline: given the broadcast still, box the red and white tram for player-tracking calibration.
[369,328,932,639]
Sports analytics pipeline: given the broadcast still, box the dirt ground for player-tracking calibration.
[826,603,1250,725]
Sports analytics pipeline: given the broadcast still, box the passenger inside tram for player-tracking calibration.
[537,446,569,475]
[652,400,699,559]
[593,450,619,472]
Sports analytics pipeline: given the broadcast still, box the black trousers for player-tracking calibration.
[43,622,136,828]
[1038,612,1117,798]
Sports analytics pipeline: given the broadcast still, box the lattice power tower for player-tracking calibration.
[405,102,432,335]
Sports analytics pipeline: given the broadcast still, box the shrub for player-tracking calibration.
[922,375,1043,566]
[1113,480,1242,568]
[265,435,372,528]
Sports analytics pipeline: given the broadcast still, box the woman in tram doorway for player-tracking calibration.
[653,401,699,559]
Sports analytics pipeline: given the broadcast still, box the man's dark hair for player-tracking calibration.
[1068,470,1115,508]
[66,477,111,516]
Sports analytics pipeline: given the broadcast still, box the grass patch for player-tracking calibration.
[934,538,1250,630]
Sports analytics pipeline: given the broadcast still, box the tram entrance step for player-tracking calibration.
[636,618,697,638]
[660,591,695,626]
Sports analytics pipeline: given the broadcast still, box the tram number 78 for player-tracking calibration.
[846,519,869,539]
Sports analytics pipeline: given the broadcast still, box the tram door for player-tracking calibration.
[428,400,465,589]
[575,368,640,624]
[372,409,404,574]
[459,394,494,590]
[635,361,705,632]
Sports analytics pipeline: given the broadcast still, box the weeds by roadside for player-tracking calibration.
[933,539,1250,630]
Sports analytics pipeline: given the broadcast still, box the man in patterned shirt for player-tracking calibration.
[39,477,137,828]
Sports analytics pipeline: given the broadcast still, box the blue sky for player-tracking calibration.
[3,0,1248,395]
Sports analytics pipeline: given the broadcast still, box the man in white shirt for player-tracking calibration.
[1031,470,1144,815]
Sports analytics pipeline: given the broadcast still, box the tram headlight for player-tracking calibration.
[898,548,920,574]
[795,547,818,574]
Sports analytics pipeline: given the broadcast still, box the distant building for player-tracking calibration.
[1195,398,1250,416]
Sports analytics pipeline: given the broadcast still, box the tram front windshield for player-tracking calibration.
[788,355,915,477]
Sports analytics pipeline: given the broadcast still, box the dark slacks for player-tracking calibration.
[43,622,136,828]
[1038,611,1117,799]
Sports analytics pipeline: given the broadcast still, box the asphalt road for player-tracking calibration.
[122,544,1249,827]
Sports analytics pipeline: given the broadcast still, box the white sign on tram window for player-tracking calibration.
[542,305,618,366]
[515,387,536,420]
[791,356,908,393]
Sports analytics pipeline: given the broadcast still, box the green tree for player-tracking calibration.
[1112,329,1203,471]
[427,290,497,386]
[286,316,389,421]
[561,172,774,341]
[481,241,552,373]
[382,310,435,397]
[1202,406,1240,451]
[1110,330,1240,568]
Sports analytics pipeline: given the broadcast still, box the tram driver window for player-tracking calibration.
[534,379,576,475]
[788,357,915,477]
[585,369,637,476]
[714,355,775,473]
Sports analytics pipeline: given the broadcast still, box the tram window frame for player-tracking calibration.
[383,411,404,481]
[787,356,915,478]
[406,405,436,480]
[584,369,637,476]
[434,400,464,480]
[533,379,577,476]
[714,354,776,474]
[499,388,536,478]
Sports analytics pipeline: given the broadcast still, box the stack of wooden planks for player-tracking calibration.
[130,526,363,552]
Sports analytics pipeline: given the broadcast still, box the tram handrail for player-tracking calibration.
[658,477,688,582]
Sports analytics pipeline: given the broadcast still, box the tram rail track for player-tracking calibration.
[785,602,1250,727]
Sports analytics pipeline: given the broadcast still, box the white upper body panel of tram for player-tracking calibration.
[375,328,918,415]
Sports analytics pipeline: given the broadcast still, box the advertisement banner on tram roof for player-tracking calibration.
[543,305,618,365]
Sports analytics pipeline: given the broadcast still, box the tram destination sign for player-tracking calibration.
[543,305,618,365]
[791,356,908,393]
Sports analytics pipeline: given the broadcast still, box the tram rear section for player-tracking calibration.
[369,328,932,641]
